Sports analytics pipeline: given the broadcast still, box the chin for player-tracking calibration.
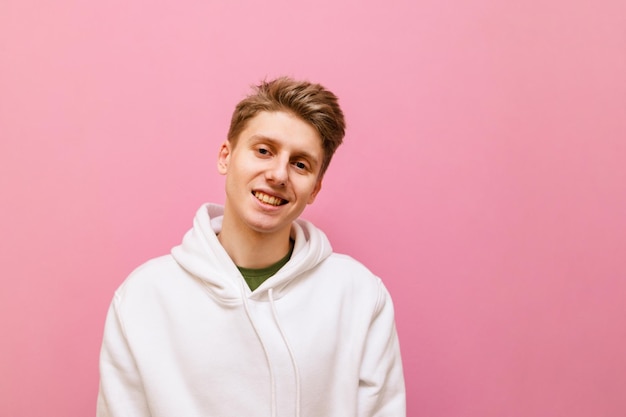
[252,215,299,235]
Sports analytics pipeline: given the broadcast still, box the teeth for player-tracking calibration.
[254,191,283,206]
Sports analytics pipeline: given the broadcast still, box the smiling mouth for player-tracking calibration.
[253,191,287,206]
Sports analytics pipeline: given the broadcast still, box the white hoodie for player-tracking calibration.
[97,204,405,417]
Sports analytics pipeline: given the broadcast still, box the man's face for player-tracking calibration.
[218,111,324,238]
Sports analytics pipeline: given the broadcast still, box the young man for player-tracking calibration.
[97,77,406,417]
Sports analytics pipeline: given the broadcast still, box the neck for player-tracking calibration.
[218,215,292,269]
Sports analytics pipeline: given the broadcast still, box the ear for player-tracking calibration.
[217,141,231,175]
[307,179,323,204]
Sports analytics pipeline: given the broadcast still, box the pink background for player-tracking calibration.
[1,0,625,416]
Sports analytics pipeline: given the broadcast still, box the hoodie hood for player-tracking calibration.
[171,203,332,304]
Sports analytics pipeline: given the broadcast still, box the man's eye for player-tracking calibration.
[294,161,308,170]
[258,148,270,155]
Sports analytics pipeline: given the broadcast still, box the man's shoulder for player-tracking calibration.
[116,254,183,296]
[301,252,393,313]
[129,254,178,277]
[324,252,373,271]
[315,252,382,287]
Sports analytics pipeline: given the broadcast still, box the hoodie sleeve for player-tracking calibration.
[358,280,407,417]
[97,293,151,417]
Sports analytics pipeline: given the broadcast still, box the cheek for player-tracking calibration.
[299,180,320,203]
[227,164,264,193]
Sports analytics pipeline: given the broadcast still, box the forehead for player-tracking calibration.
[237,111,323,154]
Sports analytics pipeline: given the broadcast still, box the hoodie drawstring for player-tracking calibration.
[241,283,302,417]
[240,280,277,417]
[268,288,301,417]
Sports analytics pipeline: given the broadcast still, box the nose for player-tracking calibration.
[266,158,288,186]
